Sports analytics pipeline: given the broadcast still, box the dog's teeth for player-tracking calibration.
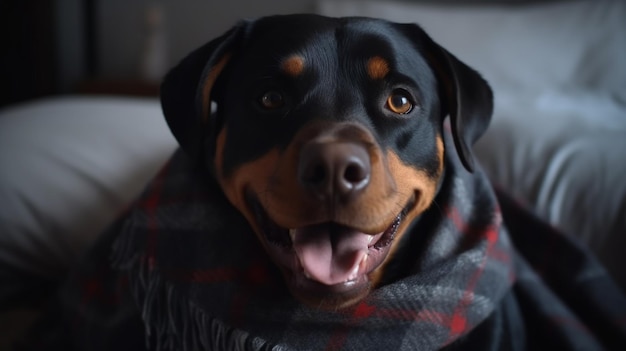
[368,235,374,244]
[346,256,366,282]
[289,229,296,242]
[348,264,360,281]
[359,254,368,270]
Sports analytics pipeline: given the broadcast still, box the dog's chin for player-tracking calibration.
[247,194,415,310]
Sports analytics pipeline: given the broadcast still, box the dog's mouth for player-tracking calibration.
[248,194,415,308]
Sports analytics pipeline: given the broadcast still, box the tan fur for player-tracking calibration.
[368,147,442,285]
[201,54,232,120]
[367,56,390,80]
[216,122,442,252]
[281,55,305,77]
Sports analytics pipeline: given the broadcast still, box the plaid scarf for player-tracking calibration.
[108,143,515,351]
[26,135,626,350]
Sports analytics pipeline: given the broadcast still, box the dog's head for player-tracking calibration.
[161,15,492,309]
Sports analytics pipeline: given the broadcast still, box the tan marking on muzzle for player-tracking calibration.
[437,135,445,175]
[252,123,400,233]
[216,122,398,233]
[368,147,444,286]
[216,122,446,293]
[216,145,282,244]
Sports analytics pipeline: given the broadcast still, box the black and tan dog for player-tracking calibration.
[161,14,492,310]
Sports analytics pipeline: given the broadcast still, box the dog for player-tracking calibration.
[35,14,622,351]
[160,14,492,310]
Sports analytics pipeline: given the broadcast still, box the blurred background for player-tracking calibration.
[0,0,319,108]
[0,0,624,348]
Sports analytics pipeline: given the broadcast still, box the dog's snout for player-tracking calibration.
[298,142,371,201]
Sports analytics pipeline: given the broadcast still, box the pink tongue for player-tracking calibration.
[292,225,370,285]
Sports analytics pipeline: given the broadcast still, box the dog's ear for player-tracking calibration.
[160,21,248,161]
[400,24,493,172]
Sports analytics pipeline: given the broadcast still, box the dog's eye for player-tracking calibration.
[386,90,413,114]
[259,90,285,110]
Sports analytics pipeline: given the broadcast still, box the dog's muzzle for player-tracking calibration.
[246,137,415,307]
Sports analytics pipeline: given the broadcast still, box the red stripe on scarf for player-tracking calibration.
[446,226,498,343]
[323,302,376,350]
[444,205,501,345]
[372,308,451,323]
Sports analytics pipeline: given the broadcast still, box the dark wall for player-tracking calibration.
[0,0,57,108]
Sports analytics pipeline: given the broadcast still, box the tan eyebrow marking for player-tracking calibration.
[281,55,305,77]
[367,56,390,80]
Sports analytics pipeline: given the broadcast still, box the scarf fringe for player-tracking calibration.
[111,229,280,351]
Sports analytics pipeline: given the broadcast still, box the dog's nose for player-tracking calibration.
[298,142,371,201]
